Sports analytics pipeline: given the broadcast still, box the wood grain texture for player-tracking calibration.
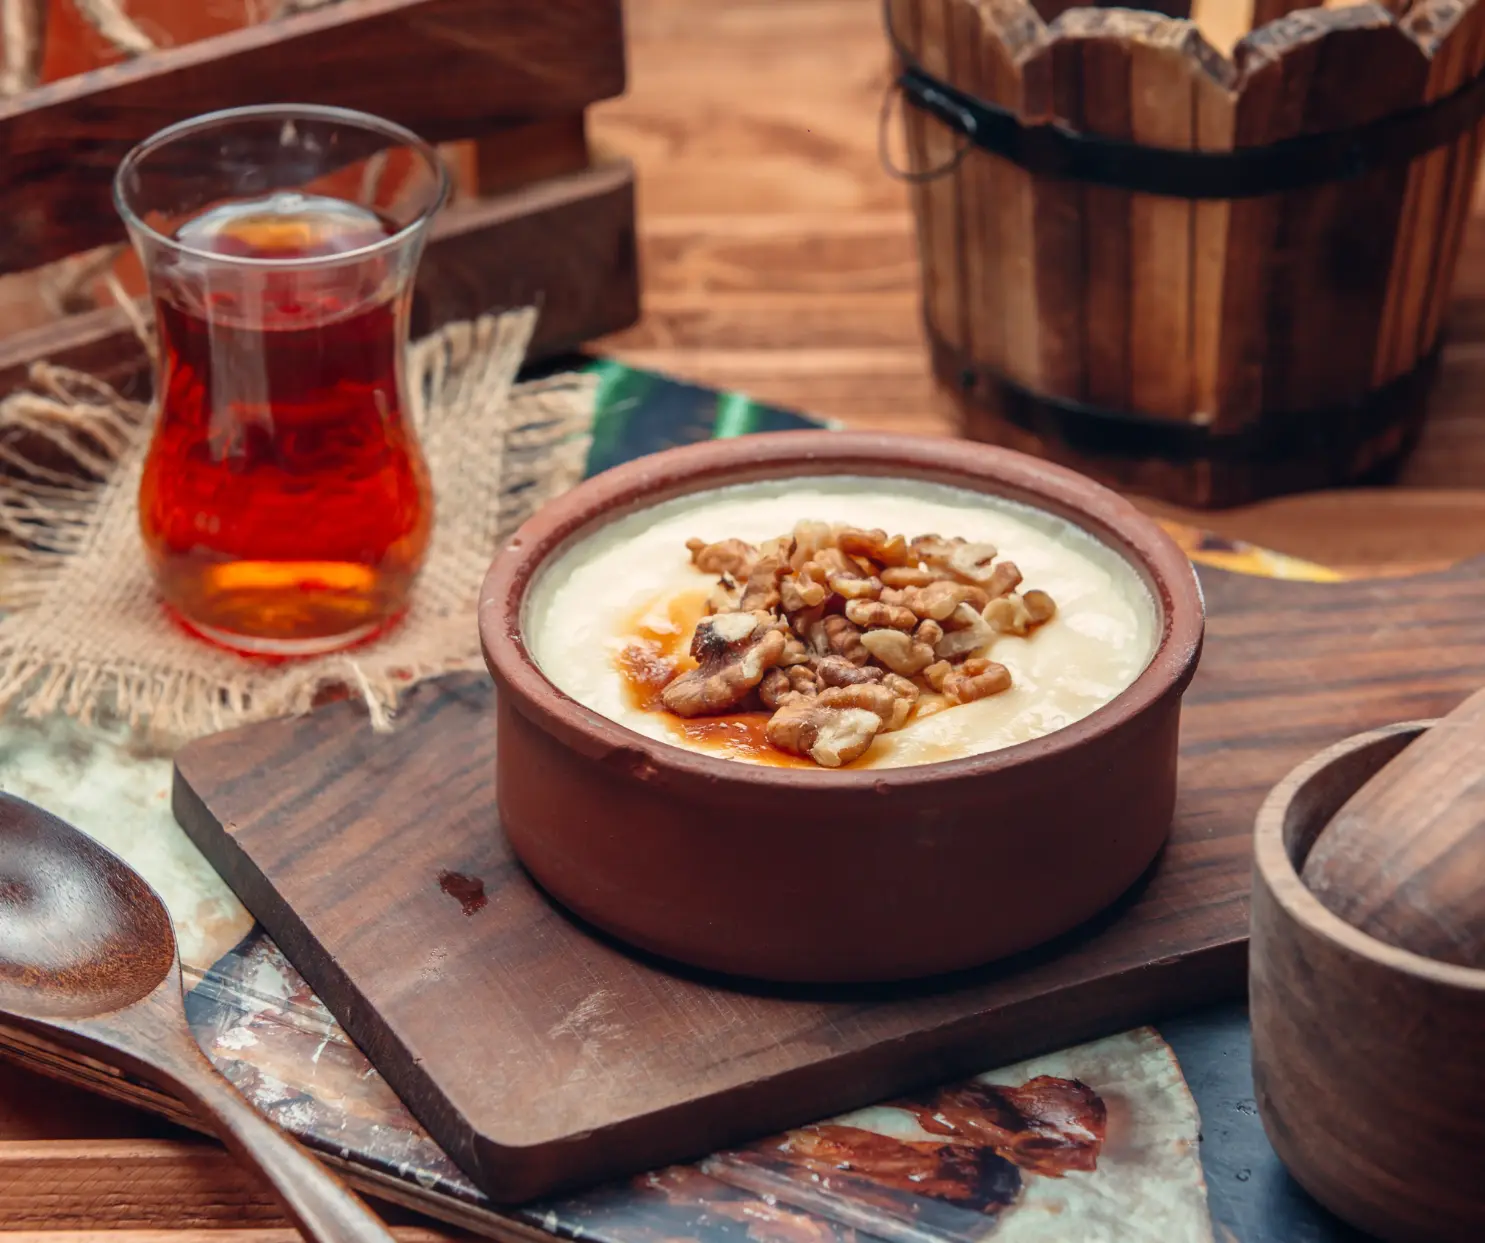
[0,160,639,413]
[0,1139,284,1229]
[1252,722,1485,1243]
[0,796,398,1243]
[1262,7,1428,413]
[0,0,627,273]
[1301,684,1485,967]
[1374,0,1480,386]
[1127,17,1197,421]
[1023,19,1088,402]
[173,557,1485,1205]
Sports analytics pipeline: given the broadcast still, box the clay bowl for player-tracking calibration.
[1252,722,1485,1243]
[479,431,1204,982]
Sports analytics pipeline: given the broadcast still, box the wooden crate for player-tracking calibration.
[0,0,639,403]
[893,0,1485,507]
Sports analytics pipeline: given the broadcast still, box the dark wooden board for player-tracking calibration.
[0,0,627,273]
[171,559,1485,1204]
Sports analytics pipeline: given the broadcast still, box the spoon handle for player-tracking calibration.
[164,1043,398,1243]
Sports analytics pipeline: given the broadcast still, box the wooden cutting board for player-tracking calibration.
[171,559,1485,1204]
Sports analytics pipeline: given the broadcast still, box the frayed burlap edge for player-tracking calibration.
[0,307,594,749]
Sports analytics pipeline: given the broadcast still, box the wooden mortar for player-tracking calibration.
[1251,720,1485,1243]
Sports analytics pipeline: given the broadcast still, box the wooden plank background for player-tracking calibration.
[8,0,1485,1236]
[590,0,1485,576]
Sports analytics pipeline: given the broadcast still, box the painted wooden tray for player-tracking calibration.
[171,558,1485,1204]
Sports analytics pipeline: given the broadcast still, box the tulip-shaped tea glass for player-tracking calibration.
[115,105,448,655]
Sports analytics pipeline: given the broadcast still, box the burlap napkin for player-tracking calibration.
[0,307,594,747]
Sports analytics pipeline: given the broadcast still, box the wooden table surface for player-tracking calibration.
[8,0,1485,1236]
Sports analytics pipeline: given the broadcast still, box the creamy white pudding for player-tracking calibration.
[525,476,1157,769]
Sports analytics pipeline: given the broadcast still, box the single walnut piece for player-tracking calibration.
[1023,589,1057,623]
[837,527,911,567]
[759,663,820,708]
[984,589,1057,637]
[780,570,828,613]
[818,682,900,722]
[816,655,885,687]
[738,554,784,613]
[922,659,952,692]
[828,572,884,600]
[915,618,944,648]
[942,659,1012,704]
[758,667,794,710]
[892,580,979,621]
[880,565,945,589]
[786,664,820,694]
[765,697,883,767]
[661,615,786,717]
[779,634,812,666]
[789,520,834,571]
[820,613,869,665]
[860,627,936,676]
[881,672,920,730]
[944,542,1002,585]
[910,535,963,564]
[809,547,859,580]
[983,560,1022,600]
[687,537,757,578]
[934,603,996,662]
[844,598,919,631]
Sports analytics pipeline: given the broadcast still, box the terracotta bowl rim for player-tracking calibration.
[1255,719,1485,991]
[479,430,1204,791]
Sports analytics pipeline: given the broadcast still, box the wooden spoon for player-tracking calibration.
[0,793,395,1243]
[1301,686,1485,968]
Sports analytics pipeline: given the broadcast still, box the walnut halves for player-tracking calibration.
[657,519,1058,765]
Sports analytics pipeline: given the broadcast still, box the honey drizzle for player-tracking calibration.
[613,588,813,767]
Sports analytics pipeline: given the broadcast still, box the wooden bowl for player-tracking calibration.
[479,431,1205,982]
[1252,722,1485,1243]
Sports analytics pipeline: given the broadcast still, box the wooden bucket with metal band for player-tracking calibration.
[888,0,1485,507]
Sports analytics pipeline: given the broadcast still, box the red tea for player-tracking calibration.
[138,192,433,654]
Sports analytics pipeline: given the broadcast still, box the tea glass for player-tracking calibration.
[114,104,449,656]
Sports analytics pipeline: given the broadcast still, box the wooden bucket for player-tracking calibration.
[890,0,1485,507]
